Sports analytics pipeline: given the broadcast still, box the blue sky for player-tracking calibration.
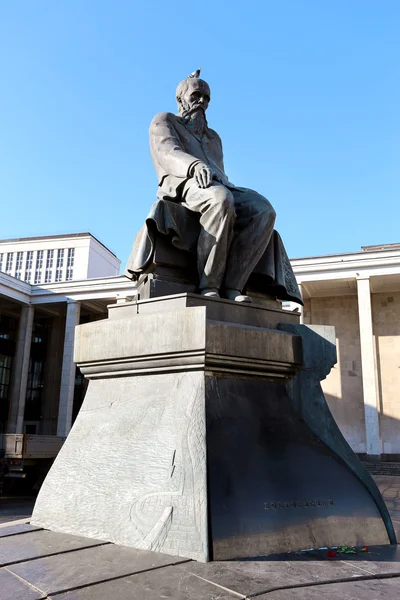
[1,1,398,268]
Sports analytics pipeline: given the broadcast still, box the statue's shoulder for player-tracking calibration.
[150,112,179,129]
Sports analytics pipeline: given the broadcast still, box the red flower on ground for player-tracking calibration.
[327,550,336,558]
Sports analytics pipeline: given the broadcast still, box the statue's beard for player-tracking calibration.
[181,104,207,128]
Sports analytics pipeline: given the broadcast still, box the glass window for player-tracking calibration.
[25,271,32,283]
[34,270,42,284]
[24,322,49,422]
[15,251,24,279]
[36,250,44,270]
[15,252,23,271]
[25,251,33,271]
[0,315,17,340]
[0,254,3,272]
[44,269,52,283]
[56,249,65,268]
[67,248,75,267]
[66,267,74,281]
[15,253,22,270]
[55,268,63,282]
[0,354,12,400]
[5,252,13,274]
[46,249,54,269]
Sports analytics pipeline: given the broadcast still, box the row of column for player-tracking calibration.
[7,301,81,438]
[299,277,382,456]
[356,277,382,456]
[7,279,383,452]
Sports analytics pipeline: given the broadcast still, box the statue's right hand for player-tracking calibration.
[192,162,212,189]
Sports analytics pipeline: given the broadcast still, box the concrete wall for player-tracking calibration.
[372,291,400,454]
[0,235,120,283]
[87,238,120,279]
[303,295,366,453]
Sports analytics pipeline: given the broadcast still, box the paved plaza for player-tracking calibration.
[0,475,399,599]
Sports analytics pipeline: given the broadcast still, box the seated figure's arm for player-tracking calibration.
[150,113,201,178]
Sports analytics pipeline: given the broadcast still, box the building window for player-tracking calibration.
[34,251,44,284]
[0,254,3,272]
[0,315,16,428]
[0,353,13,426]
[25,322,49,422]
[65,248,75,280]
[5,253,13,274]
[25,251,33,272]
[46,249,54,269]
[25,271,32,283]
[56,249,65,269]
[44,269,52,283]
[15,251,23,279]
[67,248,75,267]
[36,250,44,270]
[0,354,12,401]
[55,268,63,282]
[15,252,23,271]
[0,315,17,340]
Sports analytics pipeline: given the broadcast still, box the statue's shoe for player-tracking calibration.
[224,289,252,303]
[200,288,220,299]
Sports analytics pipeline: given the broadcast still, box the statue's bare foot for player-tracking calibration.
[200,288,220,298]
[224,289,252,303]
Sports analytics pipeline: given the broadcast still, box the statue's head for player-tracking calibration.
[176,69,210,117]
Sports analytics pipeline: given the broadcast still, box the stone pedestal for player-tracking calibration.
[32,294,396,561]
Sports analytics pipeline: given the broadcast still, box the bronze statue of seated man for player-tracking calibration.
[125,70,302,306]
[148,69,277,303]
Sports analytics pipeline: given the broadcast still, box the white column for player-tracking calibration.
[356,277,382,456]
[57,301,81,437]
[7,305,35,433]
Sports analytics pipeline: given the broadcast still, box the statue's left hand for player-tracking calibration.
[192,162,212,189]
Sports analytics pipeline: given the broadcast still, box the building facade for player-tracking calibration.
[0,233,121,285]
[0,270,136,438]
[289,243,400,459]
[1,235,399,464]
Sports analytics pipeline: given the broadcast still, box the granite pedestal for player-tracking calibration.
[31,294,395,561]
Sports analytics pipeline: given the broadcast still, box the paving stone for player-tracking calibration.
[336,544,400,575]
[0,523,42,538]
[383,490,398,498]
[0,530,106,566]
[0,518,30,529]
[50,565,242,600]
[9,543,190,596]
[256,576,400,599]
[0,568,46,599]
[180,557,371,597]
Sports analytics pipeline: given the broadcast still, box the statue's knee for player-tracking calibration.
[259,197,276,224]
[211,186,235,214]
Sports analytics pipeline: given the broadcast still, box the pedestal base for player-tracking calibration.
[32,295,395,561]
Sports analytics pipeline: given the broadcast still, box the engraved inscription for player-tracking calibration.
[264,498,334,510]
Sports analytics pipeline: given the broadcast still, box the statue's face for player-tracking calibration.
[180,79,210,115]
